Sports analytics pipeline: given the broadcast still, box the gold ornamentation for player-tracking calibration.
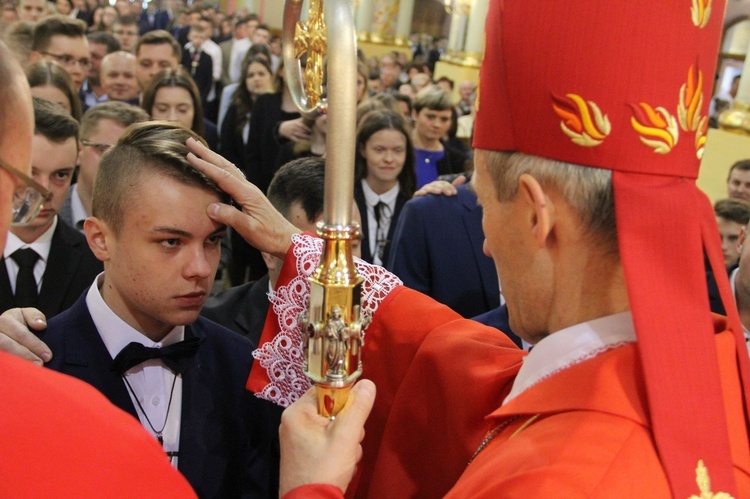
[371,0,399,40]
[688,460,734,499]
[552,93,611,147]
[691,0,712,29]
[695,115,708,159]
[293,0,327,110]
[629,102,679,154]
[678,64,704,132]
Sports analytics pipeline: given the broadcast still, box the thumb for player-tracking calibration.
[207,202,247,229]
[452,174,467,186]
[332,380,376,435]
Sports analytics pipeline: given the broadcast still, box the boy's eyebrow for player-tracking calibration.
[151,226,227,238]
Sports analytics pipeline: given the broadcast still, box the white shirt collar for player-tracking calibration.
[86,273,185,361]
[361,179,399,208]
[4,216,58,262]
[503,311,636,404]
[70,185,89,230]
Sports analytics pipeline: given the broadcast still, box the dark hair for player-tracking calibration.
[32,96,79,143]
[267,156,326,221]
[135,29,181,60]
[393,93,412,116]
[4,21,35,63]
[87,31,121,52]
[255,23,269,32]
[92,121,223,234]
[231,56,273,135]
[246,42,271,64]
[728,159,750,180]
[26,59,82,120]
[715,198,750,225]
[355,109,416,198]
[141,67,204,136]
[32,15,87,52]
[113,14,138,27]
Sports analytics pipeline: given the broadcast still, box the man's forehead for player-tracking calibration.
[48,35,88,54]
[730,168,750,180]
[32,134,77,167]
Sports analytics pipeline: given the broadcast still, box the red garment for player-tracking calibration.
[262,237,750,498]
[0,351,195,497]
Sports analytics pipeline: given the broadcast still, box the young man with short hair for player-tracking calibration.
[17,0,47,22]
[42,121,278,497]
[30,15,89,90]
[112,14,139,53]
[714,198,750,267]
[1,98,102,319]
[135,29,180,92]
[60,101,149,230]
[411,85,466,187]
[727,159,750,203]
[81,32,121,110]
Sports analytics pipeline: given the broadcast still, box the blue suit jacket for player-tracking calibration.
[41,294,279,498]
[387,185,500,318]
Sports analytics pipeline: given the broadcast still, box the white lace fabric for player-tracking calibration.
[252,234,403,406]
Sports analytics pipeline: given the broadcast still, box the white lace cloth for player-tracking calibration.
[502,311,636,405]
[252,234,402,406]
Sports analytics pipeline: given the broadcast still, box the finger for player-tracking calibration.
[186,137,235,171]
[0,310,51,363]
[187,152,260,204]
[331,379,376,436]
[452,174,468,186]
[17,307,47,331]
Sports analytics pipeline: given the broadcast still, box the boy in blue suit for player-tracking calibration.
[41,121,278,498]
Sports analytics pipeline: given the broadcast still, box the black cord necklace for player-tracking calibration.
[122,372,179,461]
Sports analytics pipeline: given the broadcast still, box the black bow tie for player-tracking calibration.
[111,337,200,375]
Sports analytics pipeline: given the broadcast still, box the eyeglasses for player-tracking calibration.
[0,158,52,226]
[41,52,92,70]
[81,139,113,155]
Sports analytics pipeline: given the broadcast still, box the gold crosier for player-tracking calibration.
[283,0,365,418]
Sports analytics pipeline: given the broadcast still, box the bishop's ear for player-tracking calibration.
[517,173,553,247]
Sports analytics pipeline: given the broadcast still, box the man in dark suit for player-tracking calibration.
[40,122,278,497]
[387,183,500,318]
[1,98,102,319]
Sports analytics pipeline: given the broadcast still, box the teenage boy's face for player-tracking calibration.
[87,170,225,339]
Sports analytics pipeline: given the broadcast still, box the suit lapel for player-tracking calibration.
[62,297,138,418]
[235,276,270,347]
[177,323,211,491]
[354,183,373,262]
[39,222,83,317]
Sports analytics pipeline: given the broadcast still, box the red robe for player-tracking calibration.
[0,351,195,497]
[253,236,750,498]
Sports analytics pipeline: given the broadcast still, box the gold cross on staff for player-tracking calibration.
[294,0,327,109]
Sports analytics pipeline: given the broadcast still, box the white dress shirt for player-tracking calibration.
[87,273,184,467]
[361,180,400,266]
[4,216,57,293]
[504,312,637,404]
[69,184,89,231]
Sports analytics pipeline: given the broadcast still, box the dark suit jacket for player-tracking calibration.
[42,294,279,498]
[387,185,500,318]
[0,219,102,318]
[181,48,213,106]
[354,181,408,265]
[139,10,170,34]
[201,275,270,346]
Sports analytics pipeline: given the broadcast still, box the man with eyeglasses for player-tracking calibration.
[0,97,102,320]
[29,15,90,90]
[0,39,195,496]
[60,101,148,231]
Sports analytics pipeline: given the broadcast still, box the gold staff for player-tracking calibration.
[283,0,365,418]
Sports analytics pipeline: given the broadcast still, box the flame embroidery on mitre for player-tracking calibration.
[629,102,679,154]
[688,460,734,499]
[691,0,712,28]
[552,93,611,147]
[696,115,709,159]
[678,64,705,132]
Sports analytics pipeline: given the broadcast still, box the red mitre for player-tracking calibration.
[474,0,750,497]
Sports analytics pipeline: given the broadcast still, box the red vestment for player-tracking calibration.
[0,351,195,497]
[255,236,750,498]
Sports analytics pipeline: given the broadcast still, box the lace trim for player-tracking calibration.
[504,340,634,404]
[252,233,402,406]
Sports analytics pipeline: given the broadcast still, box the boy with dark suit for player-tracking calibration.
[0,98,102,318]
[41,121,278,498]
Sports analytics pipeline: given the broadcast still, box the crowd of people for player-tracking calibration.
[0,0,479,291]
[0,0,748,497]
